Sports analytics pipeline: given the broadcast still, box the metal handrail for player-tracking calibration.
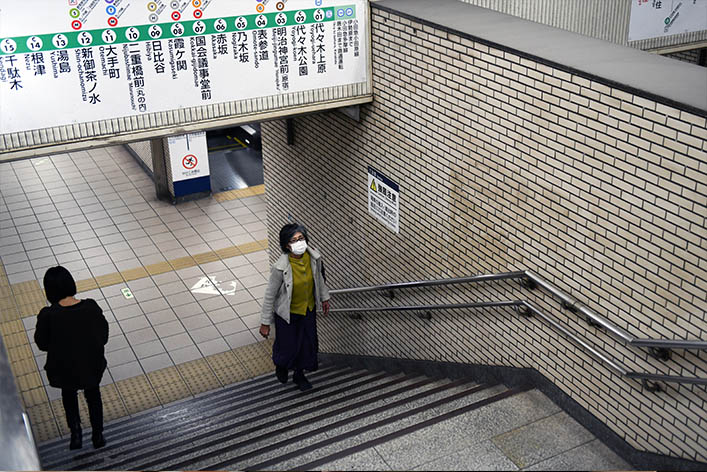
[329,270,707,353]
[329,300,707,388]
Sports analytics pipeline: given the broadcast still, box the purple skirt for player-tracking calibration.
[272,307,319,372]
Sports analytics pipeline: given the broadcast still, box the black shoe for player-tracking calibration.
[69,430,82,450]
[275,366,288,384]
[293,371,312,392]
[92,432,106,449]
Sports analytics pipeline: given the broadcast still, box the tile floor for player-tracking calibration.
[0,145,272,402]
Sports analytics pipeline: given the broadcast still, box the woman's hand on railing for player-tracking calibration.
[322,300,331,315]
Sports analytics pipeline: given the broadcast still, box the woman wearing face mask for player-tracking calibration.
[260,223,331,391]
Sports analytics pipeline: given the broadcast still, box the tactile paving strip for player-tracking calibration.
[241,356,275,378]
[121,267,149,281]
[213,363,250,386]
[212,184,265,202]
[123,390,161,415]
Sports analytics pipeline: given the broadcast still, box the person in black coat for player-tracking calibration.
[34,266,109,450]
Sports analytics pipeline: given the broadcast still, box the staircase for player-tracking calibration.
[36,362,613,471]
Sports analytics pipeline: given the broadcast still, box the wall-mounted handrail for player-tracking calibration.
[329,270,707,354]
[329,300,707,388]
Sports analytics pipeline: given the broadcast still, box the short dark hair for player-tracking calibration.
[279,223,308,253]
[43,266,77,304]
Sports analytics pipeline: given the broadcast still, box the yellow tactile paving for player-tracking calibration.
[145,261,173,276]
[169,256,197,270]
[213,363,251,386]
[216,246,242,259]
[193,251,221,264]
[241,356,275,378]
[0,319,24,336]
[11,358,37,377]
[32,420,60,443]
[26,402,55,425]
[0,296,14,310]
[75,278,99,292]
[18,302,45,318]
[147,366,184,387]
[205,350,240,371]
[10,280,41,294]
[123,390,162,415]
[1,306,20,322]
[104,399,129,422]
[154,383,189,405]
[7,343,33,363]
[212,184,265,202]
[121,266,149,281]
[95,273,124,288]
[115,375,153,397]
[239,241,263,255]
[22,387,48,408]
[16,371,43,391]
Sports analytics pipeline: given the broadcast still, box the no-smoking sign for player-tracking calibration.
[183,154,198,169]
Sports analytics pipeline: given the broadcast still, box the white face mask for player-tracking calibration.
[290,240,307,255]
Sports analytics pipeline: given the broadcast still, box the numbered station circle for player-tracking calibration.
[71,19,83,30]
[346,7,354,16]
[315,0,322,6]
[192,20,206,33]
[313,9,325,21]
[294,10,306,23]
[275,12,287,26]
[337,8,344,17]
[171,22,185,36]
[0,38,18,54]
[107,16,118,27]
[106,5,116,14]
[193,9,203,18]
[235,16,247,29]
[149,13,159,23]
[214,18,227,32]
[125,26,140,41]
[69,8,80,18]
[26,36,43,51]
[148,24,162,38]
[147,2,157,11]
[256,3,265,13]
[171,11,181,21]
[102,29,117,43]
[192,0,201,7]
[170,0,179,8]
[255,14,268,28]
[77,31,93,46]
[276,2,285,10]
[52,34,69,48]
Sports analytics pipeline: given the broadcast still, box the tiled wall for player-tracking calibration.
[261,5,707,463]
[664,48,706,67]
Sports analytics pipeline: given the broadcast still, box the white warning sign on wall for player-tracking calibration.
[368,166,399,234]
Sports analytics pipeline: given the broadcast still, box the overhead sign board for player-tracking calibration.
[368,166,400,234]
[0,0,371,155]
[628,0,707,41]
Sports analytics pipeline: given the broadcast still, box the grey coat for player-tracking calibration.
[260,247,330,325]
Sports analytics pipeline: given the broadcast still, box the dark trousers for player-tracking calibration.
[62,387,103,433]
[272,308,318,372]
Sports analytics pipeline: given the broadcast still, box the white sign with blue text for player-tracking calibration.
[168,131,210,197]
[368,166,400,234]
